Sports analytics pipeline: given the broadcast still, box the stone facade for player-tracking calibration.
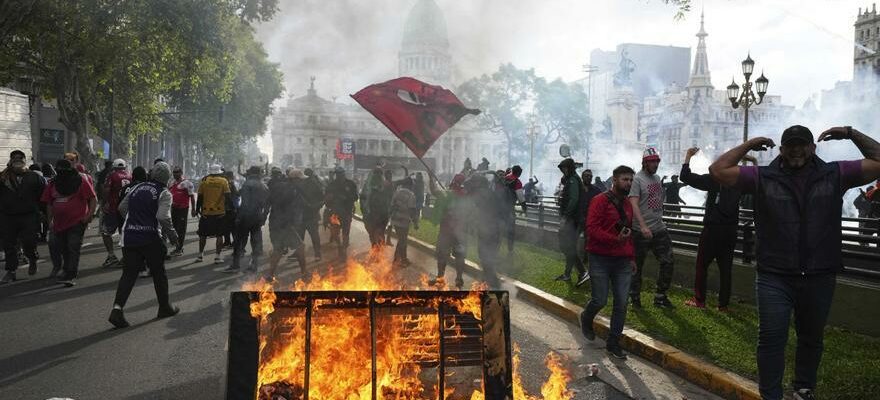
[0,87,33,166]
[271,0,505,179]
[855,4,880,84]
[638,13,794,165]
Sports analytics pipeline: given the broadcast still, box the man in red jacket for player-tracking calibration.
[580,165,636,360]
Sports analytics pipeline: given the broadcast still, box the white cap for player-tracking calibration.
[208,164,223,175]
[113,158,127,168]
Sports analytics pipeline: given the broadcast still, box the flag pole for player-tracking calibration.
[417,156,447,191]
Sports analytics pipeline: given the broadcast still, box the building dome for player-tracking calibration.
[401,0,449,50]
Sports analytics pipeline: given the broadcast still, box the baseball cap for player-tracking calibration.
[113,158,126,168]
[557,158,583,169]
[643,147,661,161]
[781,125,814,146]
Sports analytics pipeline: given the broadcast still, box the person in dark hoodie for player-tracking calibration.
[554,158,589,285]
[226,166,269,273]
[108,161,180,328]
[299,168,324,261]
[265,168,306,279]
[0,150,46,283]
[41,159,97,286]
[680,147,756,311]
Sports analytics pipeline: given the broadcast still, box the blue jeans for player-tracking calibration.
[584,254,632,343]
[756,272,836,400]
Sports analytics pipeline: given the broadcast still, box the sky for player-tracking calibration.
[253,0,870,155]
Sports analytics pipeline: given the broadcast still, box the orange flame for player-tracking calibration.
[244,249,571,399]
[330,213,341,226]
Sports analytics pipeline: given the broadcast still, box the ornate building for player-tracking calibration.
[271,0,505,179]
[855,4,880,83]
[639,13,794,165]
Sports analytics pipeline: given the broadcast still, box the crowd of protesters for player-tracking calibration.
[1,122,878,400]
[569,125,880,400]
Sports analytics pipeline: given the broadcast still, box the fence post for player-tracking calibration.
[742,223,754,264]
[538,203,544,229]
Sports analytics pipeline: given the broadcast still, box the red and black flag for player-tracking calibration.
[351,77,480,158]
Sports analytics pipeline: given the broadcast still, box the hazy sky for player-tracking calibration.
[254,0,868,153]
[256,0,864,104]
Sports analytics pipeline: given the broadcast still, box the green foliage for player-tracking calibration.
[0,0,282,168]
[458,63,590,166]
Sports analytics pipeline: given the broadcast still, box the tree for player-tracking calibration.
[458,63,591,166]
[0,0,281,169]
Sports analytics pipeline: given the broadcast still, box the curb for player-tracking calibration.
[397,226,761,400]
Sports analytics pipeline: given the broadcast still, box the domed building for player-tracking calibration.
[271,0,506,180]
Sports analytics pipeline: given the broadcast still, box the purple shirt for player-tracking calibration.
[735,160,863,196]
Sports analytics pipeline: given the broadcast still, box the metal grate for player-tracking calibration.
[226,291,513,400]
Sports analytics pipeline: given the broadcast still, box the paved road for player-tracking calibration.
[0,217,711,399]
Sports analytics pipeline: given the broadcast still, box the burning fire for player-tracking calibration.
[330,213,341,226]
[243,247,572,399]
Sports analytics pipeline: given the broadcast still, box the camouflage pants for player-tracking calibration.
[630,228,675,298]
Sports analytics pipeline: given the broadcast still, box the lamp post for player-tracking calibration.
[727,53,769,144]
[527,116,539,177]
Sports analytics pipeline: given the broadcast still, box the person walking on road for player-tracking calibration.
[389,177,418,267]
[100,159,131,268]
[709,125,880,400]
[300,168,324,261]
[428,174,467,289]
[465,174,502,288]
[0,150,46,283]
[195,164,232,264]
[325,166,358,259]
[168,166,196,256]
[227,166,269,273]
[580,165,636,360]
[41,159,97,286]
[554,158,590,286]
[628,147,676,309]
[680,147,755,311]
[108,162,180,328]
[266,169,306,278]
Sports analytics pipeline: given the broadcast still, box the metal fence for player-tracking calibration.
[428,195,880,283]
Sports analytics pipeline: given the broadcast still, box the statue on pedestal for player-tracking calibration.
[613,50,636,88]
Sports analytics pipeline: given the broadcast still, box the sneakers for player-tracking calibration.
[653,296,675,309]
[49,266,61,279]
[454,277,464,290]
[101,255,119,268]
[606,345,628,360]
[553,274,571,282]
[575,271,591,287]
[196,253,204,262]
[630,296,642,309]
[56,272,77,287]
[27,259,38,276]
[157,305,181,319]
[793,388,816,400]
[579,311,595,341]
[214,256,223,265]
[169,248,184,257]
[684,297,706,309]
[0,271,16,284]
[222,266,240,274]
[109,308,130,329]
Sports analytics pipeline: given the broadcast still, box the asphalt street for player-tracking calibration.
[0,217,712,399]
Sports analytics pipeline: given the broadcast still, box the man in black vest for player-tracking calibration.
[710,125,880,400]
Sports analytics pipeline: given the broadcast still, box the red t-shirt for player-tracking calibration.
[41,175,97,233]
[586,192,635,260]
[504,173,523,190]
[106,169,131,213]
[169,178,195,209]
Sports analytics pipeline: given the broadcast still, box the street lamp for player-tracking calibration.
[727,53,769,143]
[527,115,539,178]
